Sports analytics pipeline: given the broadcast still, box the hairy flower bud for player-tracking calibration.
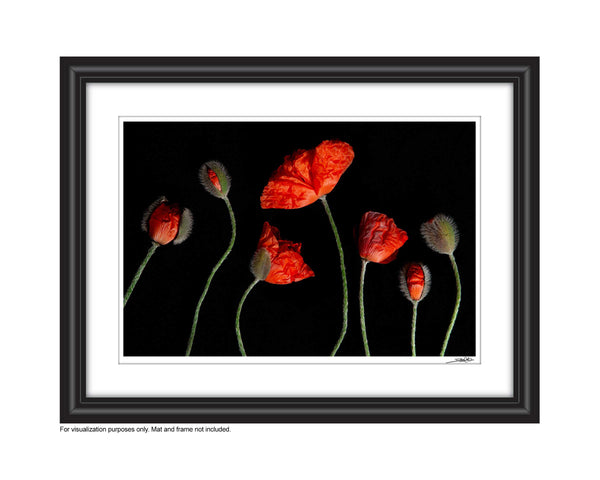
[199,161,231,198]
[420,214,459,255]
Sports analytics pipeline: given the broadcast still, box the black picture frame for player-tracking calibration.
[60,57,539,423]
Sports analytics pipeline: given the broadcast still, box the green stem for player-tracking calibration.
[235,278,260,356]
[123,243,158,307]
[411,302,418,356]
[186,197,236,356]
[320,196,349,356]
[440,253,462,356]
[359,258,370,356]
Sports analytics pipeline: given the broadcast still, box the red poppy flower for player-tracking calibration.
[260,140,354,209]
[256,222,315,284]
[358,211,408,263]
[142,197,193,246]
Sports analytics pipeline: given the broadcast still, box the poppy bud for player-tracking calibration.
[250,248,272,281]
[199,161,231,198]
[141,196,193,246]
[420,214,459,255]
[399,262,431,303]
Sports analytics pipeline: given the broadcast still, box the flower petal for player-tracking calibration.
[260,149,320,209]
[312,140,355,197]
[199,161,231,198]
[277,239,302,254]
[256,221,280,257]
[378,250,399,265]
[265,249,315,284]
[208,168,221,191]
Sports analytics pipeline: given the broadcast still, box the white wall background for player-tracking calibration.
[0,1,596,478]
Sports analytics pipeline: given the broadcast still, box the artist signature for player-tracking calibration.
[446,357,474,364]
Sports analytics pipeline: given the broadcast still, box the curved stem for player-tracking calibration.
[320,196,349,356]
[186,197,236,356]
[411,302,418,356]
[235,278,260,356]
[440,253,462,356]
[123,243,158,307]
[359,258,370,356]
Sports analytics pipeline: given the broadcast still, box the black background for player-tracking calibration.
[123,121,475,357]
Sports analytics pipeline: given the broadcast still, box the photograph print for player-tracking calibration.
[122,119,477,359]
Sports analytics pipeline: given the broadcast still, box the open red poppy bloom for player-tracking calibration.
[147,202,183,245]
[358,211,408,263]
[260,140,354,209]
[256,222,315,284]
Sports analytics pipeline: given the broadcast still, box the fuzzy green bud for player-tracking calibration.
[199,161,231,198]
[420,214,459,255]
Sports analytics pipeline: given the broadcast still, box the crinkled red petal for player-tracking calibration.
[265,250,315,284]
[260,149,319,209]
[256,222,280,257]
[358,211,408,264]
[312,140,355,197]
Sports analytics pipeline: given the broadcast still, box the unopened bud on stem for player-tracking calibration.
[199,161,231,198]
[420,214,459,255]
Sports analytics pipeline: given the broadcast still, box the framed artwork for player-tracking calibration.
[61,57,539,422]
